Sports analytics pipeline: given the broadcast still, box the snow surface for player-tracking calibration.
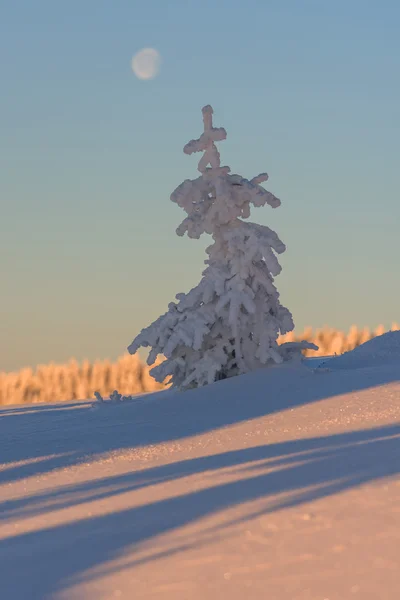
[1,333,400,599]
[323,330,400,370]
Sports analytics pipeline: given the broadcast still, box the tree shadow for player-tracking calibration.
[0,361,399,485]
[0,423,399,599]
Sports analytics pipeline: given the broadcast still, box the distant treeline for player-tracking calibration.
[1,324,398,406]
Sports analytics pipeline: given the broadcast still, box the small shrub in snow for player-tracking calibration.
[129,105,316,390]
[94,391,104,403]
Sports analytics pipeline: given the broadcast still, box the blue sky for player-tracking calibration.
[1,0,399,372]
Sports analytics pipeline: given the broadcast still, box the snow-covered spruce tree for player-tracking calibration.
[129,105,317,390]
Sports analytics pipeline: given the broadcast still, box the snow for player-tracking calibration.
[1,333,400,599]
[323,330,400,370]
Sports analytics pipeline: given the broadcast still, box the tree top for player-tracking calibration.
[183,105,227,173]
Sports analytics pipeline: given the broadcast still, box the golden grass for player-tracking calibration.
[1,324,399,406]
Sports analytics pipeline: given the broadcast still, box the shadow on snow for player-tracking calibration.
[0,423,399,598]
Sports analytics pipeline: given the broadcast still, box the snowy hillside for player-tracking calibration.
[1,332,400,599]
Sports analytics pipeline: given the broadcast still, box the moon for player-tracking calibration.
[131,48,161,80]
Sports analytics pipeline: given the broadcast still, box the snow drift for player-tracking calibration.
[323,331,400,371]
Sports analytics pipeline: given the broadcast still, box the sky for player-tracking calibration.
[1,0,399,372]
